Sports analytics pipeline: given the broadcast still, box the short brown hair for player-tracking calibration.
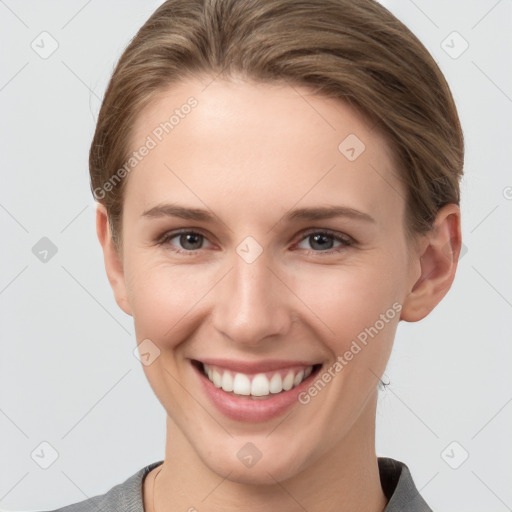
[89,0,464,250]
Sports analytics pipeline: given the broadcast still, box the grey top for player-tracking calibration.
[43,457,432,512]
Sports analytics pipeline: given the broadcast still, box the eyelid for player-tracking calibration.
[292,228,354,255]
[156,227,215,248]
[157,226,355,255]
[296,227,354,244]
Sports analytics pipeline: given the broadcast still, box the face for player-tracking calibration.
[103,76,425,484]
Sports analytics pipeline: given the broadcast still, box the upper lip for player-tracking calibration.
[193,358,321,374]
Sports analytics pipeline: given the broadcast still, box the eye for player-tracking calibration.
[157,228,354,256]
[295,229,353,254]
[157,229,212,255]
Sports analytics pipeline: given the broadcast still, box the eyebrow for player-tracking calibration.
[141,203,376,224]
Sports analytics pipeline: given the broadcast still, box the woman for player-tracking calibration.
[53,0,463,510]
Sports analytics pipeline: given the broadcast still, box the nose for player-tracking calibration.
[211,247,294,347]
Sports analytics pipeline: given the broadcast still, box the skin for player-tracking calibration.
[96,76,461,512]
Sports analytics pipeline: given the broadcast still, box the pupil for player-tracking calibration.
[311,233,333,250]
[181,233,202,250]
[178,233,334,251]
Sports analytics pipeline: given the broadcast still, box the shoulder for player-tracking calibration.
[379,457,433,512]
[38,461,163,512]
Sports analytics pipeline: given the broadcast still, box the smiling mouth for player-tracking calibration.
[191,360,322,399]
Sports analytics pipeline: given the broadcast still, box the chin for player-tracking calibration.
[200,442,308,486]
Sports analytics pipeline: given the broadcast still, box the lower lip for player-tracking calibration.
[191,360,321,422]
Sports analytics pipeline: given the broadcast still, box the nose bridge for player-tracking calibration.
[212,244,292,345]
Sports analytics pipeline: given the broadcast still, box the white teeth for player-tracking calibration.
[293,370,304,387]
[221,370,234,392]
[282,370,294,391]
[212,369,222,388]
[269,373,283,394]
[202,363,315,397]
[232,373,251,395]
[251,374,270,396]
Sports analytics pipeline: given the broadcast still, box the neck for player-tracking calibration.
[146,394,387,512]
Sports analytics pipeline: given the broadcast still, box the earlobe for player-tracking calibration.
[400,204,462,322]
[95,204,133,316]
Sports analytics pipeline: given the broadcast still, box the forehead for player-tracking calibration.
[125,77,404,227]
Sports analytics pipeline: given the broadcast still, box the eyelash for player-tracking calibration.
[156,228,354,256]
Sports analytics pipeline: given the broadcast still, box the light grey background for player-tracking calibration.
[1,1,511,510]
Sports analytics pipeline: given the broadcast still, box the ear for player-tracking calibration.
[401,203,462,322]
[95,204,133,316]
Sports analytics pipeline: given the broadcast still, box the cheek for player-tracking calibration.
[125,256,213,343]
[290,260,400,341]
[124,240,407,352]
